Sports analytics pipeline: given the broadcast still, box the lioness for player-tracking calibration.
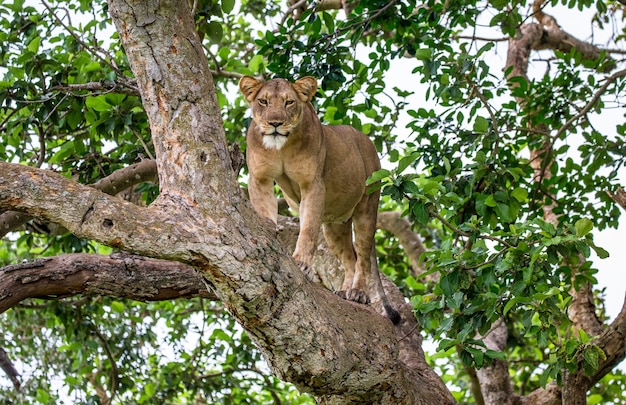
[239,76,400,324]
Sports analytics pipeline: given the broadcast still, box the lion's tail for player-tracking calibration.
[370,247,401,325]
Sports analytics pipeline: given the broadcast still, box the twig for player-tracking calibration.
[48,81,140,96]
[87,320,119,405]
[466,74,501,155]
[281,0,308,25]
[554,67,626,140]
[428,208,514,248]
[41,0,123,76]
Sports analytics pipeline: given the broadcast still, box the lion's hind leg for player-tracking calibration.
[322,221,369,304]
[346,189,381,305]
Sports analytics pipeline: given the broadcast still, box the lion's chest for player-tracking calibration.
[277,161,362,223]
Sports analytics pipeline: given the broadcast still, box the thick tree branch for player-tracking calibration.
[532,0,616,72]
[0,162,217,263]
[588,295,626,385]
[567,281,604,337]
[476,321,518,405]
[376,211,430,280]
[0,159,158,238]
[0,253,213,315]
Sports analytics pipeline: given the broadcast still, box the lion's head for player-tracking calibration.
[239,76,318,150]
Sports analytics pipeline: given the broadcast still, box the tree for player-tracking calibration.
[0,0,625,404]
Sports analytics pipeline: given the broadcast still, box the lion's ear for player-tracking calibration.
[239,76,262,103]
[293,76,318,102]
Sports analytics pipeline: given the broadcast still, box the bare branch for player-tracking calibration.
[554,68,626,140]
[91,159,158,195]
[48,81,140,96]
[0,347,20,391]
[0,162,204,261]
[0,253,213,315]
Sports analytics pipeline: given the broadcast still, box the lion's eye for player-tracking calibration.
[285,100,295,107]
[258,99,268,106]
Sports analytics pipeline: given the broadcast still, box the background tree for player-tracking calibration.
[0,0,625,404]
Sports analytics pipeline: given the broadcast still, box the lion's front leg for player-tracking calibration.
[292,181,325,279]
[248,175,278,225]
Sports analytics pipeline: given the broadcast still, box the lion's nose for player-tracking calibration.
[268,121,283,128]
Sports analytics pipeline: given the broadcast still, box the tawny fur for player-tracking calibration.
[240,76,400,324]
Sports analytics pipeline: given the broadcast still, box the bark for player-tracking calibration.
[0,0,455,402]
[607,187,626,211]
[0,159,158,237]
[589,296,626,385]
[476,322,519,405]
[567,282,604,337]
[0,253,213,314]
[532,0,615,72]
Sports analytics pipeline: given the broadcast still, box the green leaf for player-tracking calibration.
[588,394,604,405]
[405,276,425,292]
[248,54,264,72]
[368,169,390,185]
[511,187,528,202]
[411,201,429,225]
[211,328,231,342]
[575,218,593,238]
[414,48,432,61]
[27,36,41,53]
[221,0,235,13]
[322,11,335,33]
[207,21,223,43]
[465,346,484,368]
[473,116,489,133]
[589,240,609,259]
[495,202,512,222]
[397,152,418,174]
[503,296,531,315]
[111,301,125,313]
[144,382,156,397]
[86,96,111,112]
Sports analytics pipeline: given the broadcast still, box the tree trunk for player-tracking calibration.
[0,0,454,403]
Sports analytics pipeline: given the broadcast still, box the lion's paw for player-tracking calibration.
[336,289,370,305]
[296,260,308,272]
[297,261,320,283]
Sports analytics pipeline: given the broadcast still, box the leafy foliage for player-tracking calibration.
[1,0,625,403]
